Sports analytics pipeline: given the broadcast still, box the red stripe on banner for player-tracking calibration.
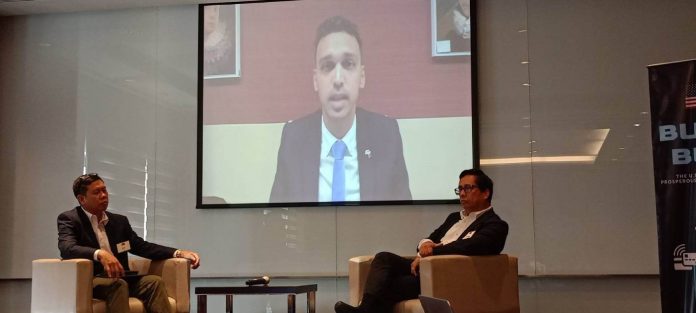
[686,97,696,108]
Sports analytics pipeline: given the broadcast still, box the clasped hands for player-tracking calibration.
[411,241,438,276]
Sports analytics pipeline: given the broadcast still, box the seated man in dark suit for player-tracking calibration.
[270,15,411,204]
[335,169,508,313]
[58,173,201,313]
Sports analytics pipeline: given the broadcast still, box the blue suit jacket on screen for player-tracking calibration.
[270,108,412,203]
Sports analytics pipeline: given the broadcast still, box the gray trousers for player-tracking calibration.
[93,275,171,313]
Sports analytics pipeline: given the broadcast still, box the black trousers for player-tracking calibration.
[363,251,421,309]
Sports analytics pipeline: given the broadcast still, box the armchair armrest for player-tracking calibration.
[348,255,417,306]
[348,256,374,306]
[31,258,94,313]
[158,258,191,313]
[130,258,190,313]
[419,254,519,313]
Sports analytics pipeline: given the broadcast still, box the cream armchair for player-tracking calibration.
[31,258,190,313]
[349,254,519,313]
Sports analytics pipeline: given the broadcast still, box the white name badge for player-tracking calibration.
[463,231,476,239]
[116,240,131,253]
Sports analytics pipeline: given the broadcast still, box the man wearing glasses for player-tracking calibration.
[335,168,508,313]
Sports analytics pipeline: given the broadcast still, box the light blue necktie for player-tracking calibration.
[331,140,347,201]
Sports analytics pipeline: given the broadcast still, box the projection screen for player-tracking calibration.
[198,0,478,208]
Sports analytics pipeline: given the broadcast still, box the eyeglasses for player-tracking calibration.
[454,184,478,195]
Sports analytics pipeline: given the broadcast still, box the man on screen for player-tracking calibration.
[270,15,411,203]
[334,169,508,313]
[58,173,201,313]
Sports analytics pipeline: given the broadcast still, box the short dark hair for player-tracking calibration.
[459,168,493,202]
[72,173,103,198]
[315,15,363,59]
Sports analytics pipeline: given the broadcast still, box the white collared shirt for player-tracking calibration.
[80,207,112,261]
[318,115,360,202]
[418,206,493,254]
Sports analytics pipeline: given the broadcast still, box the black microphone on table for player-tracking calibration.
[245,276,270,286]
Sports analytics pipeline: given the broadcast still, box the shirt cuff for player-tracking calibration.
[173,250,181,258]
[93,249,101,261]
[418,239,434,250]
[417,239,434,257]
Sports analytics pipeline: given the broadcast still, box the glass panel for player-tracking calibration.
[525,0,696,274]
[75,8,159,238]
[477,0,535,275]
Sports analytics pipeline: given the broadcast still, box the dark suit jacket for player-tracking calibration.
[423,209,508,256]
[270,108,412,203]
[58,207,177,275]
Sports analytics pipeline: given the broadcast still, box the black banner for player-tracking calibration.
[649,59,696,313]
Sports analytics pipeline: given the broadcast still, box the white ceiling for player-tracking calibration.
[0,0,235,16]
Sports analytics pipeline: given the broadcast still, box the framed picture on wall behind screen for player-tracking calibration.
[202,4,240,79]
[432,0,472,56]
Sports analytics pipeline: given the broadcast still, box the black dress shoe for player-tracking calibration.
[335,301,361,313]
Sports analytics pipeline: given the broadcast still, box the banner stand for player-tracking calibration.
[648,59,696,313]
